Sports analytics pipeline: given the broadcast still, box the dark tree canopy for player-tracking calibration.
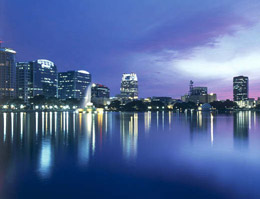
[124,100,147,112]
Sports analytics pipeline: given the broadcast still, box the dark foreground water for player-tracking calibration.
[0,111,259,199]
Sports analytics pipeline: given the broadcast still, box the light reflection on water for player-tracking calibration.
[0,111,259,198]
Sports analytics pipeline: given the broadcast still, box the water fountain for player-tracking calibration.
[82,83,93,108]
[78,84,95,113]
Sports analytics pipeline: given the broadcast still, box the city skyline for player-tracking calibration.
[1,44,259,101]
[2,0,260,99]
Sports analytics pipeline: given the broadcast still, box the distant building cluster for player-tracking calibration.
[1,43,260,110]
[0,44,110,106]
[181,81,217,104]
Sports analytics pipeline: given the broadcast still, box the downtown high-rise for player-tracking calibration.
[91,83,110,98]
[120,73,138,99]
[58,70,91,100]
[233,76,248,101]
[16,59,58,102]
[0,44,16,99]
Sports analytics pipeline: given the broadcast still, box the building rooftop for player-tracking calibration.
[122,73,138,81]
[0,48,16,54]
[77,70,90,74]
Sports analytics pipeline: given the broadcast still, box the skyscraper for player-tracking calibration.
[58,70,91,100]
[0,44,16,99]
[233,76,248,101]
[120,73,138,99]
[16,62,31,102]
[16,59,58,102]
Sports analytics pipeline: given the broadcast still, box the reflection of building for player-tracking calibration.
[120,113,138,160]
[233,76,248,101]
[182,81,217,104]
[58,70,91,100]
[120,73,138,99]
[16,59,58,102]
[91,83,110,106]
[0,45,16,99]
[189,112,209,133]
[233,111,249,149]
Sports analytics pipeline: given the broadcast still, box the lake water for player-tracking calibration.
[0,111,259,199]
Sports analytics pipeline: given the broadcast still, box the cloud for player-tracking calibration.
[131,22,260,99]
[3,0,260,98]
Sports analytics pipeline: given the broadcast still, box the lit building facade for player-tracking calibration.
[16,59,58,102]
[58,70,91,100]
[182,81,217,104]
[16,62,31,102]
[233,76,248,101]
[120,73,138,99]
[91,83,110,106]
[0,46,16,99]
[92,83,110,98]
[191,87,207,95]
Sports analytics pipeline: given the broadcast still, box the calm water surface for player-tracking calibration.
[0,111,259,199]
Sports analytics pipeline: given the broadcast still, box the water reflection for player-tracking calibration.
[120,113,138,161]
[78,113,95,165]
[11,112,14,142]
[189,112,209,134]
[1,110,260,196]
[3,113,6,142]
[210,113,214,146]
[39,139,52,178]
[233,111,249,149]
[144,111,151,133]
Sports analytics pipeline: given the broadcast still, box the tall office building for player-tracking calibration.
[16,62,31,102]
[0,44,16,99]
[16,59,58,102]
[120,73,138,99]
[58,70,91,100]
[233,76,248,101]
[91,84,110,98]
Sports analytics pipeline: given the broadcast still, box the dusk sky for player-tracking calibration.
[1,0,260,99]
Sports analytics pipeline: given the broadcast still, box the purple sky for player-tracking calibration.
[1,0,260,99]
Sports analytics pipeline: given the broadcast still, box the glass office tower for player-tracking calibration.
[0,45,16,99]
[58,70,91,100]
[233,76,248,101]
[120,73,138,99]
[16,59,58,102]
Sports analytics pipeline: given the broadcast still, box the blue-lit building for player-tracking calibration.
[58,70,91,100]
[16,59,58,102]
[120,73,138,99]
[0,45,16,99]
